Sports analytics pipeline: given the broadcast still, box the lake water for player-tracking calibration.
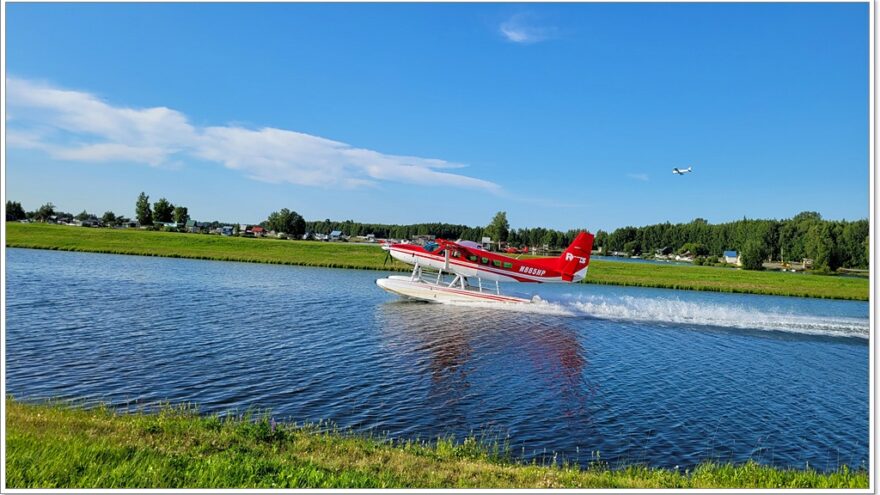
[592,255,692,265]
[5,248,870,471]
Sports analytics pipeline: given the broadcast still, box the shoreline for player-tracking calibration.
[5,223,869,301]
[5,398,868,489]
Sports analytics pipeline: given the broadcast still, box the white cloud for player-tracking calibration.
[6,78,500,192]
[627,173,649,182]
[53,143,170,166]
[499,13,557,44]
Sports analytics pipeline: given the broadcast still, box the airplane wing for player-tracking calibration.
[436,238,472,256]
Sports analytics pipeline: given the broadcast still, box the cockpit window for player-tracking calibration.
[423,241,439,252]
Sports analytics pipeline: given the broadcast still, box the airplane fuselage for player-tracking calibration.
[387,244,588,283]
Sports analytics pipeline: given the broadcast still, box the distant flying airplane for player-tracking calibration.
[672,166,693,175]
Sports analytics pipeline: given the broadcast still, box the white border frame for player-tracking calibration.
[0,1,875,493]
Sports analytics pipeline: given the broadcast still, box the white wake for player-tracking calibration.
[565,294,869,339]
[441,294,869,339]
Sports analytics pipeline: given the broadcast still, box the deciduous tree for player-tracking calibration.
[173,206,189,225]
[34,203,55,222]
[102,211,117,226]
[485,211,509,243]
[153,198,174,223]
[740,239,767,270]
[266,208,306,238]
[136,192,153,226]
[6,201,26,221]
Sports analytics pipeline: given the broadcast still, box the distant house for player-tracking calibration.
[675,252,694,262]
[221,225,234,236]
[154,221,178,229]
[481,236,492,250]
[239,224,255,237]
[75,216,102,228]
[252,226,266,237]
[185,219,199,233]
[329,230,344,241]
[723,250,740,265]
[50,214,74,225]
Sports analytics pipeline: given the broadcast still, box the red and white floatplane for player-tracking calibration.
[376,231,594,305]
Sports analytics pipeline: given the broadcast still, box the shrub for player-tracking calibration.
[740,240,767,270]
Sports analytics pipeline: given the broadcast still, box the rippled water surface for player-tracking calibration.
[6,248,870,470]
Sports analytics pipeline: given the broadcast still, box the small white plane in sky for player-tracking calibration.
[672,166,693,175]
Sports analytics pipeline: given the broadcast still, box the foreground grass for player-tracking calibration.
[5,398,867,489]
[6,223,868,300]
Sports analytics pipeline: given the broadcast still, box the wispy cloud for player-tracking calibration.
[499,13,557,44]
[6,78,500,192]
[627,173,649,182]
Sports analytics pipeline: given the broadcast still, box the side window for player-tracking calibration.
[503,262,513,269]
[468,255,477,262]
[493,260,502,267]
[481,257,489,264]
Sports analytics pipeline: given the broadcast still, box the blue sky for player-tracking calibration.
[5,2,869,231]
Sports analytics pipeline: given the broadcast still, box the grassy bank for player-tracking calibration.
[5,398,867,489]
[5,223,869,300]
[582,258,868,300]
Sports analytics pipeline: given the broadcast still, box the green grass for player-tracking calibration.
[5,222,411,271]
[584,258,868,300]
[5,398,868,489]
[5,223,868,300]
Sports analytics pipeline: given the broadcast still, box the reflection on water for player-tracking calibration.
[5,248,869,471]
[376,302,594,432]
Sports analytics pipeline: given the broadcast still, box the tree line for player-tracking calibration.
[594,212,869,271]
[6,193,193,229]
[299,211,588,251]
[8,198,868,271]
[6,200,135,227]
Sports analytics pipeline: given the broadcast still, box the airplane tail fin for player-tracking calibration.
[558,231,594,282]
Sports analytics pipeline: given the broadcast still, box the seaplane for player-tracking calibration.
[672,166,693,175]
[376,231,594,305]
